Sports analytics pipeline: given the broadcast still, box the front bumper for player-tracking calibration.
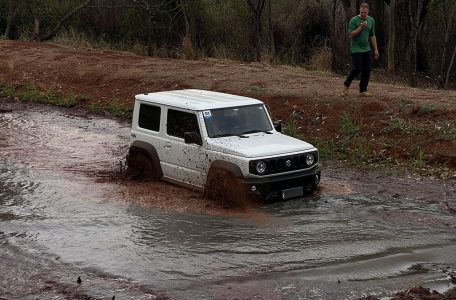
[241,164,321,201]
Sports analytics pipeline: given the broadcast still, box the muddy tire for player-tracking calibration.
[126,149,160,181]
[205,167,251,209]
[304,173,320,195]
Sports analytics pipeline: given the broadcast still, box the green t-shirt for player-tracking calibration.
[348,15,375,53]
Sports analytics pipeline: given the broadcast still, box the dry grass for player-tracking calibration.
[51,28,108,50]
[180,34,197,60]
[307,47,332,71]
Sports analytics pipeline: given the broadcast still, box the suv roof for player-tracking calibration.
[135,89,263,111]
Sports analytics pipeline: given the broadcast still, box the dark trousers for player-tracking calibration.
[344,51,372,93]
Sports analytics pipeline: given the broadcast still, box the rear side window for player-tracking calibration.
[138,104,161,131]
[167,109,199,139]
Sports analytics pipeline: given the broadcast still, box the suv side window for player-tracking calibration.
[167,109,200,139]
[138,104,161,131]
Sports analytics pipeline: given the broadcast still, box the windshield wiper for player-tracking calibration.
[241,129,273,135]
[212,133,247,138]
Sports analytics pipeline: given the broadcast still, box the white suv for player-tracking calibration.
[127,89,320,202]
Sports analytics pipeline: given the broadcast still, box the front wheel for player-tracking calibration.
[205,167,251,209]
[305,172,321,195]
[126,149,160,181]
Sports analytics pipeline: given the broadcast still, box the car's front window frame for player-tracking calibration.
[203,104,273,138]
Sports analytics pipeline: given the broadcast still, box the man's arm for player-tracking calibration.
[350,21,367,38]
[370,36,379,59]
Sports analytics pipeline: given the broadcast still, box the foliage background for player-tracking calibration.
[0,0,455,88]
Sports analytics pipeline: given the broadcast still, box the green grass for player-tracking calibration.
[0,81,15,97]
[0,80,134,119]
[409,147,427,169]
[398,97,413,110]
[283,118,414,173]
[283,124,383,165]
[247,85,269,94]
[0,81,87,108]
[340,112,362,136]
[434,122,456,141]
[283,121,305,140]
[383,116,409,133]
[417,104,438,115]
[87,100,133,118]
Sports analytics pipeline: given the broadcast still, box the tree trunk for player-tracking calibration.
[180,0,199,59]
[188,0,198,49]
[407,0,426,87]
[34,17,40,40]
[245,0,266,62]
[267,0,274,59]
[331,0,337,68]
[444,45,456,89]
[387,0,395,72]
[146,9,153,57]
[442,1,456,88]
[341,0,352,22]
[38,0,92,41]
[5,0,18,38]
[341,0,352,55]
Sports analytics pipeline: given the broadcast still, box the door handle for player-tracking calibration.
[164,142,172,148]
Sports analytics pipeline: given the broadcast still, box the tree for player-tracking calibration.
[340,0,352,22]
[179,0,199,59]
[446,45,456,88]
[4,0,18,38]
[407,0,429,87]
[38,0,92,41]
[245,0,266,62]
[103,0,183,56]
[266,0,274,59]
[387,0,395,72]
[440,0,456,89]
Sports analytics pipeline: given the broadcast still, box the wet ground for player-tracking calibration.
[1,98,456,300]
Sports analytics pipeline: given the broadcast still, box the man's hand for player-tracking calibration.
[360,21,368,28]
[374,49,379,60]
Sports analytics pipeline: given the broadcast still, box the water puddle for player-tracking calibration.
[1,99,456,299]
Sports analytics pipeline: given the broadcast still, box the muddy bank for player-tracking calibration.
[1,40,456,172]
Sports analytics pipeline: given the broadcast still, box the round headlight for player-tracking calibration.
[255,161,267,174]
[306,154,315,166]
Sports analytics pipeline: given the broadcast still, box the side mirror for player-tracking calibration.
[273,120,282,132]
[184,131,202,146]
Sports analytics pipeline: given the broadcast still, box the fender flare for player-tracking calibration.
[207,160,244,179]
[128,141,163,178]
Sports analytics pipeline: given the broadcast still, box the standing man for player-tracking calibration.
[342,2,379,97]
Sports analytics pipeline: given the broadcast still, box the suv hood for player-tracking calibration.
[207,133,315,158]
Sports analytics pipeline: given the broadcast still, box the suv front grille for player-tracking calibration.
[249,151,318,175]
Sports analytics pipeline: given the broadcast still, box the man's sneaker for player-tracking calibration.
[341,85,349,96]
[359,91,373,97]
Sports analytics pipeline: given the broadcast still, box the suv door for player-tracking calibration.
[161,108,208,188]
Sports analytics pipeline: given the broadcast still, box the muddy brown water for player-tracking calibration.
[1,98,456,300]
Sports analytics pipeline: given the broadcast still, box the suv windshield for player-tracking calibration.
[203,104,273,138]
